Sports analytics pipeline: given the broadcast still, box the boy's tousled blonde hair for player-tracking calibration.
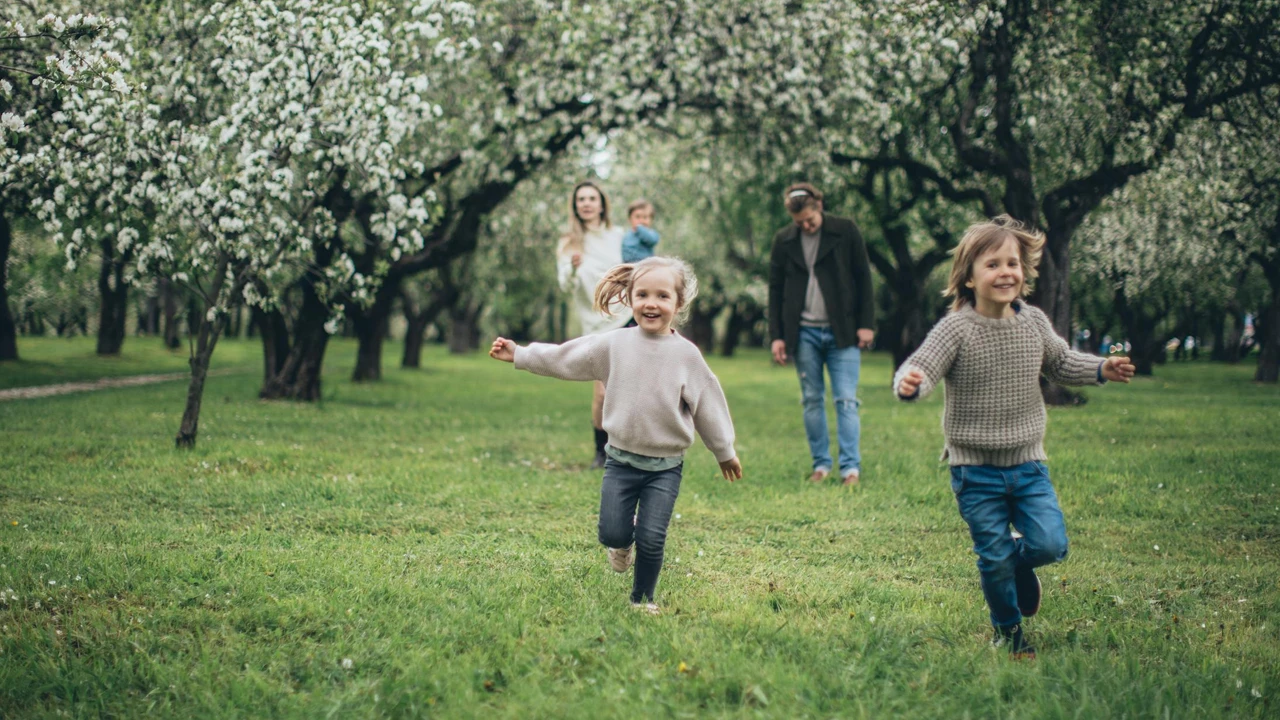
[945,214,1045,311]
[627,198,654,217]
[593,256,699,324]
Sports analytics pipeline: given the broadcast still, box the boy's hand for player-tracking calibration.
[489,337,516,363]
[570,252,583,268]
[719,457,743,482]
[897,369,925,397]
[1101,356,1135,383]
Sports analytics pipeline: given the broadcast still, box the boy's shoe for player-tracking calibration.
[807,468,830,484]
[631,602,660,615]
[1015,566,1042,618]
[842,469,860,486]
[608,546,634,573]
[993,623,1036,659]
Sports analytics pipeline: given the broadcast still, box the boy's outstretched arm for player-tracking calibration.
[1099,355,1136,383]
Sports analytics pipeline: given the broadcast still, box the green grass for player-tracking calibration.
[1,339,1278,718]
[0,336,258,390]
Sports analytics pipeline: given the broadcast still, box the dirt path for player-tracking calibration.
[0,370,239,402]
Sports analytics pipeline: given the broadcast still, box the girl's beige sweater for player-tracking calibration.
[515,327,737,463]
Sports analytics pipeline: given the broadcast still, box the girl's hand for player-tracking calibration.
[570,252,583,268]
[897,369,925,397]
[1101,356,1135,383]
[719,457,743,482]
[489,337,516,363]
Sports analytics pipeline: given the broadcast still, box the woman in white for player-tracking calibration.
[558,180,629,468]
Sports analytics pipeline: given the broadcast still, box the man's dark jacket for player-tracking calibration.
[768,214,875,355]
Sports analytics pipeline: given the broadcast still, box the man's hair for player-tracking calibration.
[783,183,823,214]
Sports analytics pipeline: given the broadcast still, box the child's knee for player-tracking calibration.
[833,396,860,412]
[633,524,668,554]
[598,524,633,549]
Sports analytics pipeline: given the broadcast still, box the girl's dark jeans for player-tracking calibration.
[598,458,682,603]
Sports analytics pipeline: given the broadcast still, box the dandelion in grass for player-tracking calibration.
[341,658,353,670]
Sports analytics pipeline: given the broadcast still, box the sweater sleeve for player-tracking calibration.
[514,333,609,382]
[893,312,965,401]
[684,360,737,462]
[634,225,660,250]
[1032,307,1103,387]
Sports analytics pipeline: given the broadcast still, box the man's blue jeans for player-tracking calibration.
[795,325,861,475]
[950,461,1069,627]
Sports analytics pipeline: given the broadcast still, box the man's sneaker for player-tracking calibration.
[993,623,1036,659]
[1015,566,1042,618]
[591,449,608,470]
[807,468,830,484]
[842,469,860,486]
[631,602,660,615]
[608,546,634,573]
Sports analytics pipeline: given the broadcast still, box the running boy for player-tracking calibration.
[893,215,1135,658]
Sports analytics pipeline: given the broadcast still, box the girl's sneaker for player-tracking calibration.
[608,546,634,573]
[631,602,660,615]
[993,623,1036,659]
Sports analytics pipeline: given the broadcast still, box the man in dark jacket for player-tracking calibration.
[768,183,875,485]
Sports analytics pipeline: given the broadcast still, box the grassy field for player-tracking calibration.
[0,336,258,390]
[1,337,1278,718]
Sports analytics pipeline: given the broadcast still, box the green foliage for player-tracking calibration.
[1,339,1278,717]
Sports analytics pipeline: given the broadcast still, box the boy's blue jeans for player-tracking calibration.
[950,461,1069,627]
[795,326,861,475]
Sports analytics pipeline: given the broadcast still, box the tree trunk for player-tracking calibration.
[447,301,483,355]
[176,257,240,449]
[0,214,17,361]
[253,304,290,387]
[161,278,181,349]
[1114,286,1166,377]
[259,289,331,401]
[402,314,430,368]
[351,309,389,382]
[1255,262,1280,382]
[96,238,130,356]
[687,301,719,352]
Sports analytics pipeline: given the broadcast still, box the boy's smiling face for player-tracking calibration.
[631,267,679,335]
[630,206,653,230]
[967,234,1024,318]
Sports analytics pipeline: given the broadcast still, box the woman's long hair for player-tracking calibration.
[558,180,612,258]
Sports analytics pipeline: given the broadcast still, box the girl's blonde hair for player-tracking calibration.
[558,180,613,257]
[945,215,1045,311]
[593,256,699,324]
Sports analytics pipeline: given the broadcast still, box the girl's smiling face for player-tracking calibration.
[967,234,1024,318]
[631,267,680,334]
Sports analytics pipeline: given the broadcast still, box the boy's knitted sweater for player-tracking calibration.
[514,327,736,462]
[893,302,1104,467]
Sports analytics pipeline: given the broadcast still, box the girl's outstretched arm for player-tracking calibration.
[512,333,609,382]
[1100,355,1136,383]
[489,337,516,363]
